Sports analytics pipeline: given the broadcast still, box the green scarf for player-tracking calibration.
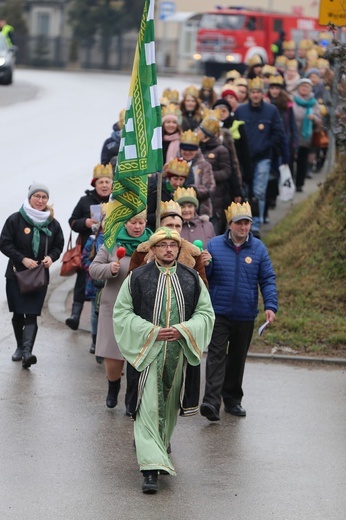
[293,95,316,139]
[19,206,52,257]
[116,226,153,256]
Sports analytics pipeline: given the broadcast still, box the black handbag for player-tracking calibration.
[14,237,48,294]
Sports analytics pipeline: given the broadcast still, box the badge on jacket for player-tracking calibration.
[245,256,252,264]
[24,228,31,234]
[208,153,215,159]
[258,124,264,130]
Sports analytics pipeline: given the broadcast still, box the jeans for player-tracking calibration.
[252,158,271,232]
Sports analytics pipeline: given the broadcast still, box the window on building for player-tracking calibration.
[37,12,50,36]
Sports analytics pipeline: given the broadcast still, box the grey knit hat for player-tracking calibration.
[28,183,50,199]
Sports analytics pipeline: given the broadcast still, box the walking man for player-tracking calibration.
[114,227,215,493]
[200,202,278,421]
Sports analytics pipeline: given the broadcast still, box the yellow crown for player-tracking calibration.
[93,163,113,180]
[307,57,319,68]
[286,59,298,70]
[225,201,252,223]
[160,200,182,218]
[162,88,179,103]
[318,58,329,69]
[261,64,276,76]
[200,113,221,137]
[247,77,264,91]
[162,103,180,119]
[298,39,313,50]
[275,55,287,67]
[184,85,199,99]
[202,108,221,121]
[118,108,126,130]
[180,130,200,146]
[165,158,190,177]
[234,77,248,87]
[201,76,215,89]
[174,187,198,205]
[226,69,241,80]
[283,40,296,50]
[307,48,318,60]
[160,96,170,107]
[269,75,284,86]
[317,45,327,57]
[248,54,262,67]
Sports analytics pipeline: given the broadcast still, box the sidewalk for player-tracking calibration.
[48,164,346,365]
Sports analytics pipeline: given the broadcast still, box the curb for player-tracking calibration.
[247,352,346,366]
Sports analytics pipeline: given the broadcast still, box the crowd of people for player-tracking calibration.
[0,33,333,495]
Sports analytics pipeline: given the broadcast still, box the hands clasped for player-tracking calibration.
[157,326,182,342]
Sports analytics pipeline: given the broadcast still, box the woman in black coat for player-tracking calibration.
[65,165,113,331]
[0,183,64,368]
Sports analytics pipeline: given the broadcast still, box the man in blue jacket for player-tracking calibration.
[234,78,286,238]
[200,201,278,421]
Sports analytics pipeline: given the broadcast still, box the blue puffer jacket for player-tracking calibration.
[205,231,278,320]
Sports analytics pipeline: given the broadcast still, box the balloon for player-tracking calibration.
[116,246,126,261]
[193,239,204,251]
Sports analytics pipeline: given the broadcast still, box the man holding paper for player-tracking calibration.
[200,201,278,421]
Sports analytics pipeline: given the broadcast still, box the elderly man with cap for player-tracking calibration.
[234,77,286,238]
[114,227,215,494]
[200,202,278,422]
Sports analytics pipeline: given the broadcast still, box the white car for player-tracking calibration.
[0,33,16,85]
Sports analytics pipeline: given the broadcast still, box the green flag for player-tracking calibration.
[104,0,163,252]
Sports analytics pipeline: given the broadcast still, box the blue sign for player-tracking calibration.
[159,1,175,20]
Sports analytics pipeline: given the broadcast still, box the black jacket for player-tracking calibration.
[68,190,109,248]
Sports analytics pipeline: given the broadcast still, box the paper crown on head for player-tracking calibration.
[118,108,126,130]
[165,158,190,177]
[234,77,248,87]
[184,85,199,99]
[162,103,180,120]
[180,129,200,149]
[283,40,296,50]
[247,77,264,91]
[298,39,313,50]
[274,55,287,68]
[131,208,147,220]
[269,74,284,87]
[174,187,199,208]
[226,69,241,80]
[318,58,330,69]
[225,201,252,223]
[261,64,277,76]
[201,76,215,89]
[148,227,181,248]
[160,200,182,219]
[91,163,113,186]
[162,88,179,103]
[247,54,262,67]
[307,57,319,68]
[199,112,221,137]
[307,48,319,60]
[286,59,298,70]
[160,96,170,107]
[317,45,327,57]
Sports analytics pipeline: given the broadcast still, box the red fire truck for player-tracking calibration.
[193,7,327,77]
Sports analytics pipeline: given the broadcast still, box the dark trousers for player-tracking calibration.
[73,269,87,303]
[203,316,254,411]
[295,146,309,189]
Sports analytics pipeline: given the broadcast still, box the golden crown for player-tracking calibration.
[248,54,262,67]
[162,103,180,118]
[202,108,221,120]
[201,76,215,89]
[318,58,329,69]
[317,45,327,57]
[261,64,276,76]
[283,40,296,50]
[184,85,199,99]
[226,69,241,80]
[274,55,287,67]
[234,77,248,87]
[247,77,264,91]
[307,48,318,60]
[180,129,200,146]
[269,74,284,86]
[225,201,252,223]
[160,96,170,107]
[165,158,190,177]
[162,88,179,103]
[200,114,221,137]
[93,163,113,180]
[174,186,198,203]
[307,57,319,68]
[286,59,298,70]
[160,200,182,217]
[298,39,313,50]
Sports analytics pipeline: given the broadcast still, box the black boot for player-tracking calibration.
[22,320,38,369]
[89,334,96,354]
[106,378,121,408]
[11,314,25,362]
[65,302,83,330]
[142,470,158,494]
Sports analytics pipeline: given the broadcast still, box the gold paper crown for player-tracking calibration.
[298,39,313,50]
[118,108,126,130]
[226,69,241,80]
[317,45,327,57]
[180,129,200,146]
[202,108,221,120]
[160,96,170,107]
[234,77,248,87]
[286,59,298,70]
[131,208,147,220]
[93,163,113,180]
[269,74,284,86]
[162,88,179,103]
[307,57,319,68]
[247,77,264,91]
[184,85,199,99]
[283,40,296,50]
[261,64,276,76]
[247,54,262,67]
[160,200,182,218]
[307,48,318,60]
[165,158,190,177]
[174,187,198,206]
[162,103,180,118]
[225,201,252,223]
[201,76,215,89]
[200,112,221,137]
[318,58,329,69]
[275,55,287,67]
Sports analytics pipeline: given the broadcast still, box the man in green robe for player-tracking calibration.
[113,227,215,494]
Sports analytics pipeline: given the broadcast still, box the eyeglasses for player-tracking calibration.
[32,194,48,201]
[154,242,179,249]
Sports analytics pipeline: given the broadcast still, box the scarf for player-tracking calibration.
[163,131,181,162]
[116,226,153,256]
[20,200,52,257]
[293,95,316,139]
